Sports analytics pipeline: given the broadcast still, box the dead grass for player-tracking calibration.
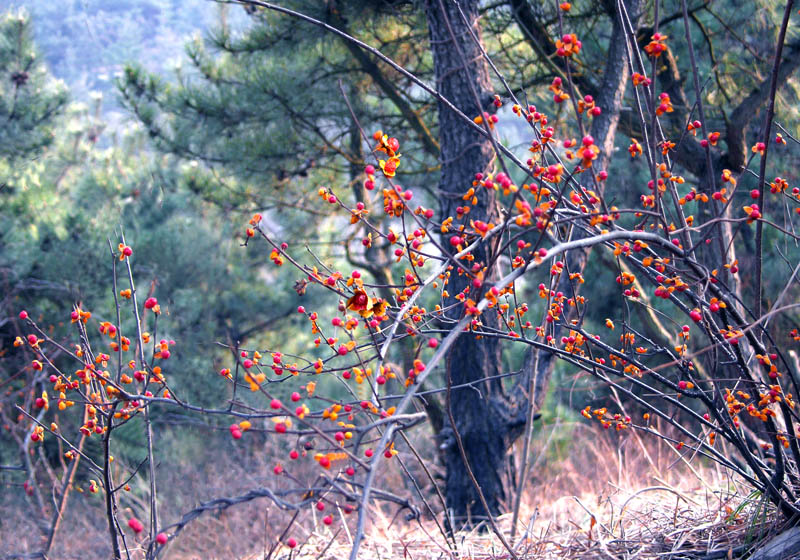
[274,421,781,560]
[1,421,785,559]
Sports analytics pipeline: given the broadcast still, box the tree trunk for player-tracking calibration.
[425,0,506,527]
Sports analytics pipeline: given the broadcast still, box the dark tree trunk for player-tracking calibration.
[424,0,506,527]
[424,0,649,528]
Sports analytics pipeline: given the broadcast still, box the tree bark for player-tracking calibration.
[425,0,507,527]
[426,0,643,528]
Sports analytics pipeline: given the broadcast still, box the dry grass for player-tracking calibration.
[277,422,782,560]
[286,489,776,560]
[1,421,785,559]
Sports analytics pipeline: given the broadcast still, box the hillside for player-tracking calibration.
[3,0,221,113]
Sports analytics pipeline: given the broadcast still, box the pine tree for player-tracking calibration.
[0,9,68,162]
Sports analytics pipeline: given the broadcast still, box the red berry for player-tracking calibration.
[128,518,144,534]
[287,538,297,549]
[750,189,760,199]
[18,310,28,320]
[323,515,333,525]
[428,338,439,349]
[289,450,299,460]
[365,448,373,458]
[144,297,158,309]
[270,399,282,410]
[156,533,168,545]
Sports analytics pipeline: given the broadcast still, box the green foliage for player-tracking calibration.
[117,1,435,201]
[0,9,68,161]
[0,10,319,466]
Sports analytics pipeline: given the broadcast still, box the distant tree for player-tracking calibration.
[9,0,216,109]
[0,9,68,161]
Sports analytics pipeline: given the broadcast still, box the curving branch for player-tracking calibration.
[726,41,800,171]
[507,0,800,184]
[326,1,441,156]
